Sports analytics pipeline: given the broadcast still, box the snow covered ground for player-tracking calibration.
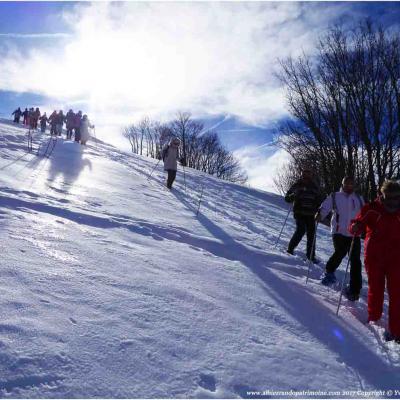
[0,119,399,399]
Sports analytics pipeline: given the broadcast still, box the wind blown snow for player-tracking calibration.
[0,119,399,398]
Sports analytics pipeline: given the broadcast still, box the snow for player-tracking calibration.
[0,119,399,398]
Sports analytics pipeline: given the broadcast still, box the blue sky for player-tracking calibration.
[1,2,400,191]
[0,2,70,33]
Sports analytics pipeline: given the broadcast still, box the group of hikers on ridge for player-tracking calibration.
[11,107,94,145]
[13,105,181,188]
[284,169,400,343]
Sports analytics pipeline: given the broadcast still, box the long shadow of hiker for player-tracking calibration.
[47,142,92,194]
[168,189,400,392]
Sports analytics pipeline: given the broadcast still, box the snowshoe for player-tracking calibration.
[383,331,400,343]
[321,272,337,286]
[344,286,360,302]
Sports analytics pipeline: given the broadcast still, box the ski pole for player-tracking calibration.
[274,205,292,248]
[148,158,161,180]
[93,126,98,150]
[182,165,187,193]
[196,183,205,216]
[336,235,356,316]
[27,130,33,152]
[306,221,319,284]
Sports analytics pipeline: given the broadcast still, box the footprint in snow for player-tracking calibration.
[198,373,217,392]
[119,340,135,350]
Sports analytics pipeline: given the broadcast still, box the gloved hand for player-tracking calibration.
[349,221,363,236]
[284,193,295,203]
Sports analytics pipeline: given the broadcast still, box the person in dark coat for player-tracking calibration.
[32,107,40,129]
[28,108,35,129]
[48,110,58,136]
[74,111,83,142]
[12,107,22,123]
[22,108,29,125]
[56,110,65,136]
[39,112,48,133]
[65,109,75,139]
[284,168,323,262]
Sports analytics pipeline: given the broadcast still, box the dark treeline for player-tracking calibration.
[274,20,400,201]
[123,112,247,184]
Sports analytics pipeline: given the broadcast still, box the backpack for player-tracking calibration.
[320,192,363,228]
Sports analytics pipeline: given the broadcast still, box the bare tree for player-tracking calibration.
[122,112,247,184]
[276,20,400,200]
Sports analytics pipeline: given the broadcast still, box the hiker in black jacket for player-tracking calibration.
[285,168,323,262]
[12,107,22,123]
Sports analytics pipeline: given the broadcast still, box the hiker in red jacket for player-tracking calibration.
[349,180,400,343]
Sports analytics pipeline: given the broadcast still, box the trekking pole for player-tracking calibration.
[336,235,356,316]
[183,165,187,193]
[148,158,161,180]
[92,126,98,150]
[306,221,319,284]
[274,205,292,248]
[196,183,205,216]
[27,129,33,152]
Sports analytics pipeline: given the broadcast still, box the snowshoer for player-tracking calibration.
[22,108,29,125]
[65,109,75,139]
[28,108,35,129]
[56,110,65,136]
[31,107,41,129]
[80,115,94,145]
[74,111,82,142]
[12,107,22,123]
[284,168,323,262]
[349,180,400,342]
[48,110,58,135]
[162,137,181,189]
[39,113,48,133]
[317,176,364,300]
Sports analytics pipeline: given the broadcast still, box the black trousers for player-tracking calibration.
[326,234,362,294]
[288,215,316,259]
[167,170,177,188]
[75,128,81,142]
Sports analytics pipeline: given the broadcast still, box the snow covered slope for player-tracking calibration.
[0,119,399,398]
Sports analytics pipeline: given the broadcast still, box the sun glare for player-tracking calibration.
[52,29,192,112]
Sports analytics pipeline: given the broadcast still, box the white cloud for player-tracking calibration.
[0,2,343,128]
[234,144,291,194]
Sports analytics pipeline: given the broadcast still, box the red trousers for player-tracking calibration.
[366,261,400,337]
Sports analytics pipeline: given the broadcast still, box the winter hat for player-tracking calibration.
[171,137,181,146]
[381,180,400,196]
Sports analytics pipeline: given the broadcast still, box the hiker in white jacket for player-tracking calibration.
[316,176,365,301]
[80,115,94,145]
[162,137,181,189]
